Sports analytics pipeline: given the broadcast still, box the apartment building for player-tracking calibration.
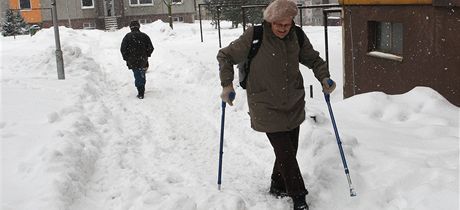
[8,0,197,30]
[7,0,43,24]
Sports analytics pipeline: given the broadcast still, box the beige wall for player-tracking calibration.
[39,0,197,29]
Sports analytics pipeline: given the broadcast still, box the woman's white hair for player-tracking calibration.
[263,0,298,23]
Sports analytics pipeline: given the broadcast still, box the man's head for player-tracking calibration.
[263,0,298,38]
[129,20,140,31]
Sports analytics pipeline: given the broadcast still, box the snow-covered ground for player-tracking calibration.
[1,20,459,210]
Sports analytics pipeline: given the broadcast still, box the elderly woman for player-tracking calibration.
[217,0,335,209]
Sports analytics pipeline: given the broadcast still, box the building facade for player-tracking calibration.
[340,0,460,106]
[9,0,197,30]
[7,0,43,24]
[301,0,339,25]
[1,1,10,23]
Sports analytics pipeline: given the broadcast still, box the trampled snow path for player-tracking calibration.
[41,24,343,210]
[61,27,294,210]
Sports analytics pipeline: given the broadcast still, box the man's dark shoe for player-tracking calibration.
[136,86,145,99]
[292,195,309,210]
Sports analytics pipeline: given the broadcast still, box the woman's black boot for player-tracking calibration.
[292,195,309,210]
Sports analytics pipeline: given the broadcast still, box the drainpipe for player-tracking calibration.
[65,0,71,27]
[111,0,115,17]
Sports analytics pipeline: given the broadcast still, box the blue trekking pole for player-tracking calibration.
[324,79,357,197]
[218,91,235,191]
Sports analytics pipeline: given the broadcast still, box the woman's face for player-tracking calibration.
[271,17,293,39]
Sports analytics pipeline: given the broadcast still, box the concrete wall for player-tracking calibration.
[1,0,10,23]
[302,0,339,25]
[122,0,195,16]
[40,0,99,22]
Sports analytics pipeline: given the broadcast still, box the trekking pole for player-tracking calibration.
[324,79,357,197]
[218,91,235,191]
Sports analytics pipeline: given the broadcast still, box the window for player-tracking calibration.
[173,16,184,22]
[172,0,183,4]
[81,0,94,8]
[139,19,148,24]
[368,21,403,56]
[130,0,153,6]
[19,0,31,9]
[83,22,95,29]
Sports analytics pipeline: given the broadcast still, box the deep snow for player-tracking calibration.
[1,20,459,210]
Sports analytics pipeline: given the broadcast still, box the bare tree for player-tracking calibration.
[163,0,173,29]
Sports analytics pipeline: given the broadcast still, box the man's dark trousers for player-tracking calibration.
[132,68,146,97]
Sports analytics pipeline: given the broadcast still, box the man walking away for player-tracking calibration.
[120,20,154,99]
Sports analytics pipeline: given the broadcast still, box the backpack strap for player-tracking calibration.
[294,25,305,50]
[248,25,264,60]
[240,25,263,89]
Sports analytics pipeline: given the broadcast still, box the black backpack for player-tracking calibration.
[237,24,306,89]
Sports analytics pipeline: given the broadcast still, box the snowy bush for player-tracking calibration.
[2,9,29,37]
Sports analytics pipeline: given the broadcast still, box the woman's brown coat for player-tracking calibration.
[217,22,330,132]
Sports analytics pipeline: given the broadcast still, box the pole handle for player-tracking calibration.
[222,91,236,107]
[324,79,334,102]
[229,91,236,101]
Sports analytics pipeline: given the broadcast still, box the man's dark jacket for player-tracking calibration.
[120,29,154,69]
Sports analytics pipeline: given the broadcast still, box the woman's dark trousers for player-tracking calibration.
[266,126,308,197]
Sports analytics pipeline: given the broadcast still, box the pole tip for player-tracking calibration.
[350,188,357,197]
